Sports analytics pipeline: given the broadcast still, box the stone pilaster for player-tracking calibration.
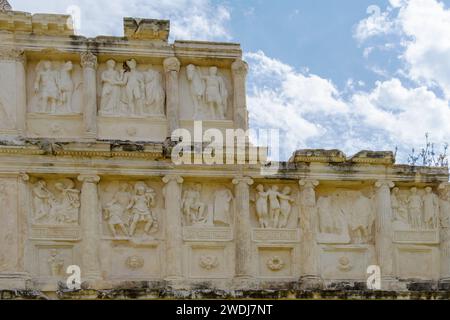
[17,173,30,275]
[78,174,101,281]
[80,52,98,140]
[298,179,322,289]
[163,57,181,138]
[438,183,450,288]
[232,176,254,280]
[0,173,30,289]
[374,180,395,286]
[0,48,27,135]
[231,59,249,130]
[162,175,184,280]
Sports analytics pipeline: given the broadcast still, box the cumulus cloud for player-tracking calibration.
[10,0,231,40]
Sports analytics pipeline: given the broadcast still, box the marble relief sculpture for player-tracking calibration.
[186,64,228,120]
[47,249,64,276]
[391,187,439,230]
[182,184,207,226]
[317,191,374,244]
[212,188,233,226]
[32,179,80,225]
[102,182,158,238]
[99,59,165,117]
[33,61,76,113]
[253,185,295,229]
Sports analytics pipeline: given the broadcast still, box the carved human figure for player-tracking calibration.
[317,196,340,234]
[120,59,145,115]
[52,179,81,224]
[347,193,374,243]
[423,187,439,229]
[32,180,55,223]
[59,61,74,112]
[391,187,408,223]
[182,184,206,225]
[439,187,450,229]
[48,249,64,276]
[267,185,282,228]
[408,187,423,229]
[202,66,228,119]
[186,64,205,119]
[213,188,233,226]
[34,61,59,113]
[144,67,165,115]
[278,186,295,228]
[103,183,131,237]
[128,182,157,236]
[255,184,269,228]
[100,59,122,114]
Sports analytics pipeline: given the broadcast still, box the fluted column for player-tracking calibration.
[231,59,249,130]
[17,173,30,275]
[299,179,322,289]
[438,183,450,286]
[232,176,254,279]
[163,57,181,137]
[374,180,395,283]
[162,175,184,280]
[80,52,98,140]
[0,48,27,135]
[78,174,101,281]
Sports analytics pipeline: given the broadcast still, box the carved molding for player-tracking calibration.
[299,179,319,189]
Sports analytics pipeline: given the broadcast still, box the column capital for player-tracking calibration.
[0,48,25,63]
[163,57,181,73]
[77,174,100,184]
[375,180,395,189]
[232,176,254,186]
[162,175,183,184]
[80,51,98,69]
[231,59,248,77]
[299,179,319,189]
[439,182,450,190]
[18,173,29,182]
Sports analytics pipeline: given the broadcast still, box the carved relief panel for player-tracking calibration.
[97,59,165,117]
[179,65,232,121]
[27,60,83,114]
[182,182,234,228]
[250,183,299,230]
[316,188,375,244]
[99,180,164,240]
[0,178,19,272]
[391,187,439,231]
[34,245,75,280]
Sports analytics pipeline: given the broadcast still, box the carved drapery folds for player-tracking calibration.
[232,176,254,279]
[80,52,98,138]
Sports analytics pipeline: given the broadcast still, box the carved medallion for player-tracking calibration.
[199,255,219,270]
[125,255,145,270]
[266,256,285,271]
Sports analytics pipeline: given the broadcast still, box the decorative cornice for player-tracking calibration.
[0,48,25,63]
[0,147,45,156]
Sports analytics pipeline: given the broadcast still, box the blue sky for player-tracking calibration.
[9,0,450,162]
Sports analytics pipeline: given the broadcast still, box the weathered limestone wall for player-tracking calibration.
[0,9,449,298]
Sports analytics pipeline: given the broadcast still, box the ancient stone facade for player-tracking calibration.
[0,8,449,298]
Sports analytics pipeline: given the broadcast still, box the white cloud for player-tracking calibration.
[354,5,397,42]
[10,0,231,41]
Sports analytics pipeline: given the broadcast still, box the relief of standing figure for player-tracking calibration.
[203,66,228,120]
